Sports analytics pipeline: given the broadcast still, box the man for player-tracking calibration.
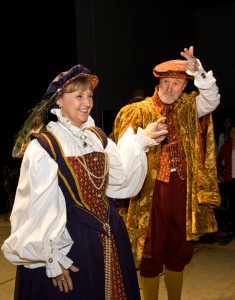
[112,46,221,300]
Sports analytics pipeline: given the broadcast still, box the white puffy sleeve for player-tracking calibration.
[1,139,73,278]
[106,126,156,198]
[186,59,220,118]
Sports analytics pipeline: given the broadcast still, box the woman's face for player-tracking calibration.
[57,88,93,127]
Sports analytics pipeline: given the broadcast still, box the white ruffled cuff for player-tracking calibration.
[136,127,158,148]
[186,59,207,80]
[45,251,73,278]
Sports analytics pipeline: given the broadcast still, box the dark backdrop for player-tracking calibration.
[1,0,235,211]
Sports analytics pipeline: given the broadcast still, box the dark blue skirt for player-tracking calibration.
[14,199,140,300]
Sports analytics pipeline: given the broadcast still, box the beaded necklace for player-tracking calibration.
[76,153,109,190]
[57,121,109,192]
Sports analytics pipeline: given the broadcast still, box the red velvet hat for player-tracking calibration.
[153,60,193,80]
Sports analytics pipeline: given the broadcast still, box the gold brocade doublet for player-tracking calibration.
[113,91,221,262]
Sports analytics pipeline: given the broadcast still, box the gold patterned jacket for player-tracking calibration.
[112,91,221,262]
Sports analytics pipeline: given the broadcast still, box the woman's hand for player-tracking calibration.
[142,117,168,143]
[52,264,79,293]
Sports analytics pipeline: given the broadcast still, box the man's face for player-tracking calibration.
[158,77,187,104]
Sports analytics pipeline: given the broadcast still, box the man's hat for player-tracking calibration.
[43,64,99,99]
[153,60,193,80]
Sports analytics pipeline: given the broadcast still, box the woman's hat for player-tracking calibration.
[12,64,98,158]
[43,64,99,99]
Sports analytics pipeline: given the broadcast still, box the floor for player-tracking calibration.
[1,212,235,300]
[158,234,235,300]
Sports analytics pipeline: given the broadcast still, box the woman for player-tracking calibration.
[1,65,167,300]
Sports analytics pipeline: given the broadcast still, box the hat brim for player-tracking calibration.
[59,73,98,91]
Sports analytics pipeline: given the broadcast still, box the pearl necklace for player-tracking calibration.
[76,153,109,190]
[56,121,108,190]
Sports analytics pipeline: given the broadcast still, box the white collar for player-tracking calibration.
[50,108,95,137]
